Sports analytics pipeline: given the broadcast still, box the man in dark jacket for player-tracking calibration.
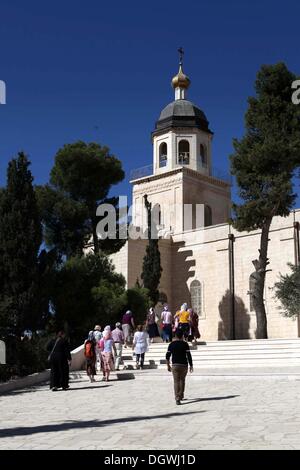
[47,329,72,391]
[166,329,193,405]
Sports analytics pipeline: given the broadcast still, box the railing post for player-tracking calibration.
[294,221,300,267]
[228,233,236,340]
[293,221,300,338]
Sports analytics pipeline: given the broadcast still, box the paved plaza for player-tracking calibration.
[1,370,300,450]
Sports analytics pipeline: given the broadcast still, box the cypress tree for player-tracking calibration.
[0,152,42,334]
[141,241,162,305]
[141,195,162,305]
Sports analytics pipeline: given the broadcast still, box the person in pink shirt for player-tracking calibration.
[98,329,116,382]
[111,322,125,371]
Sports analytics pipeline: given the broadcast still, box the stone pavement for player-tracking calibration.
[1,371,300,450]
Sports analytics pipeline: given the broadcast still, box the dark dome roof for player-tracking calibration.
[159,100,207,121]
[153,99,212,136]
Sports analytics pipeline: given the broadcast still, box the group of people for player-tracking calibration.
[146,303,201,344]
[81,303,200,380]
[84,323,123,383]
[46,302,199,403]
[83,320,150,379]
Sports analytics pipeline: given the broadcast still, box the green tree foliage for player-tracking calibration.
[118,286,150,327]
[36,185,90,258]
[274,263,300,318]
[141,196,163,306]
[48,141,125,255]
[51,253,126,346]
[2,333,49,380]
[0,153,43,334]
[141,240,162,306]
[230,63,300,338]
[35,248,59,330]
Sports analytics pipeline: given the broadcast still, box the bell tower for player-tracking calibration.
[131,52,231,235]
[152,48,213,177]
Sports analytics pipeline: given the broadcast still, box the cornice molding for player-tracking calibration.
[131,166,230,189]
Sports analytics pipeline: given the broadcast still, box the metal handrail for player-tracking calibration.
[130,162,232,185]
[130,164,153,180]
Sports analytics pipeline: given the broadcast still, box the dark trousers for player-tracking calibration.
[50,355,69,389]
[136,353,145,367]
[178,323,189,339]
[161,324,172,342]
[172,365,188,401]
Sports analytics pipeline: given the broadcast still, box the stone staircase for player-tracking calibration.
[121,338,300,371]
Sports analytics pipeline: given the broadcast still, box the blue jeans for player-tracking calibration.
[161,324,172,342]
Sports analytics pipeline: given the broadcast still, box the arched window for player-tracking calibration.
[178,140,190,165]
[159,142,167,168]
[204,205,212,227]
[190,280,202,316]
[200,144,207,167]
[152,203,162,227]
[249,273,256,312]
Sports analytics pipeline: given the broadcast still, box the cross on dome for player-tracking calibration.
[171,47,191,99]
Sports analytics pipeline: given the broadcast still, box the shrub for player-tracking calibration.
[1,333,50,381]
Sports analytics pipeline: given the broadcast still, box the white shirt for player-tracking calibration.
[161,310,172,324]
[133,331,149,354]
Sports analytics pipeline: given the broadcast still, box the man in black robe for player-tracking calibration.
[47,329,72,391]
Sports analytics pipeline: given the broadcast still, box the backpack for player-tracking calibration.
[84,340,94,358]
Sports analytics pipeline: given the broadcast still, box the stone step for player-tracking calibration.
[136,345,300,353]
[135,353,300,361]
[123,354,300,365]
[147,340,300,349]
[140,346,300,353]
[123,360,300,369]
[196,338,300,345]
[123,356,300,367]
[119,339,300,371]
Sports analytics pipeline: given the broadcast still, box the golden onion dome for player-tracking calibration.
[171,64,191,90]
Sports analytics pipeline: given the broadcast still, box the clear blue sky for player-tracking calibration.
[0,0,300,205]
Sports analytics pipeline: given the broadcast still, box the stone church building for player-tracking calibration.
[110,60,300,341]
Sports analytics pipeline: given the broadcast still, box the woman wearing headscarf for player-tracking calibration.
[174,303,190,340]
[98,328,116,382]
[160,305,173,343]
[188,308,201,345]
[133,325,149,369]
[84,331,96,382]
[103,325,111,335]
[146,307,159,343]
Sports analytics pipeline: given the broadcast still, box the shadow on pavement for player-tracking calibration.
[0,411,205,438]
[180,395,239,405]
[60,385,112,391]
[3,384,112,395]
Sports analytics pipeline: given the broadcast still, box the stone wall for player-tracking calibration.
[172,210,300,340]
[110,210,300,341]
